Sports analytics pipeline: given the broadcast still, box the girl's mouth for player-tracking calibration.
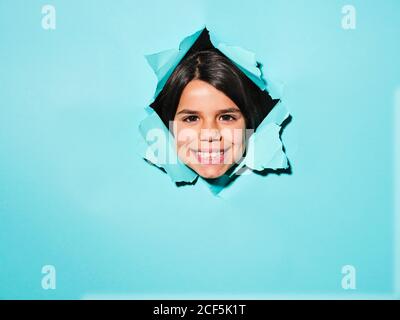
[190,148,230,165]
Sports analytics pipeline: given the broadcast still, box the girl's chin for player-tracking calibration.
[190,164,230,179]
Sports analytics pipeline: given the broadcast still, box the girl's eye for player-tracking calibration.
[219,114,236,121]
[183,115,199,123]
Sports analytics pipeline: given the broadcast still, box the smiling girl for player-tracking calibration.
[150,44,278,180]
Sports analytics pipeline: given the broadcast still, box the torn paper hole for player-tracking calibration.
[137,26,291,195]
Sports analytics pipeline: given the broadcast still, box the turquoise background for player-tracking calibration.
[0,0,399,299]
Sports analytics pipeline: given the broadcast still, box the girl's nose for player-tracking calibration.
[199,127,222,142]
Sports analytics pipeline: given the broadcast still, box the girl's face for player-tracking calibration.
[173,80,246,179]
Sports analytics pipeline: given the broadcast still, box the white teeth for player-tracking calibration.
[196,151,223,158]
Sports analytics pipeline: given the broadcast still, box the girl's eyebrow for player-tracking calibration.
[176,107,241,116]
[175,109,199,116]
[216,108,241,115]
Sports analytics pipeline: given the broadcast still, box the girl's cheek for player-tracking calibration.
[176,127,199,149]
[221,128,245,146]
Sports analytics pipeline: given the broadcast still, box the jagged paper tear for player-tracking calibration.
[138,26,290,194]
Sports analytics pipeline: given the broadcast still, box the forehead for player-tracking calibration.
[177,79,239,113]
